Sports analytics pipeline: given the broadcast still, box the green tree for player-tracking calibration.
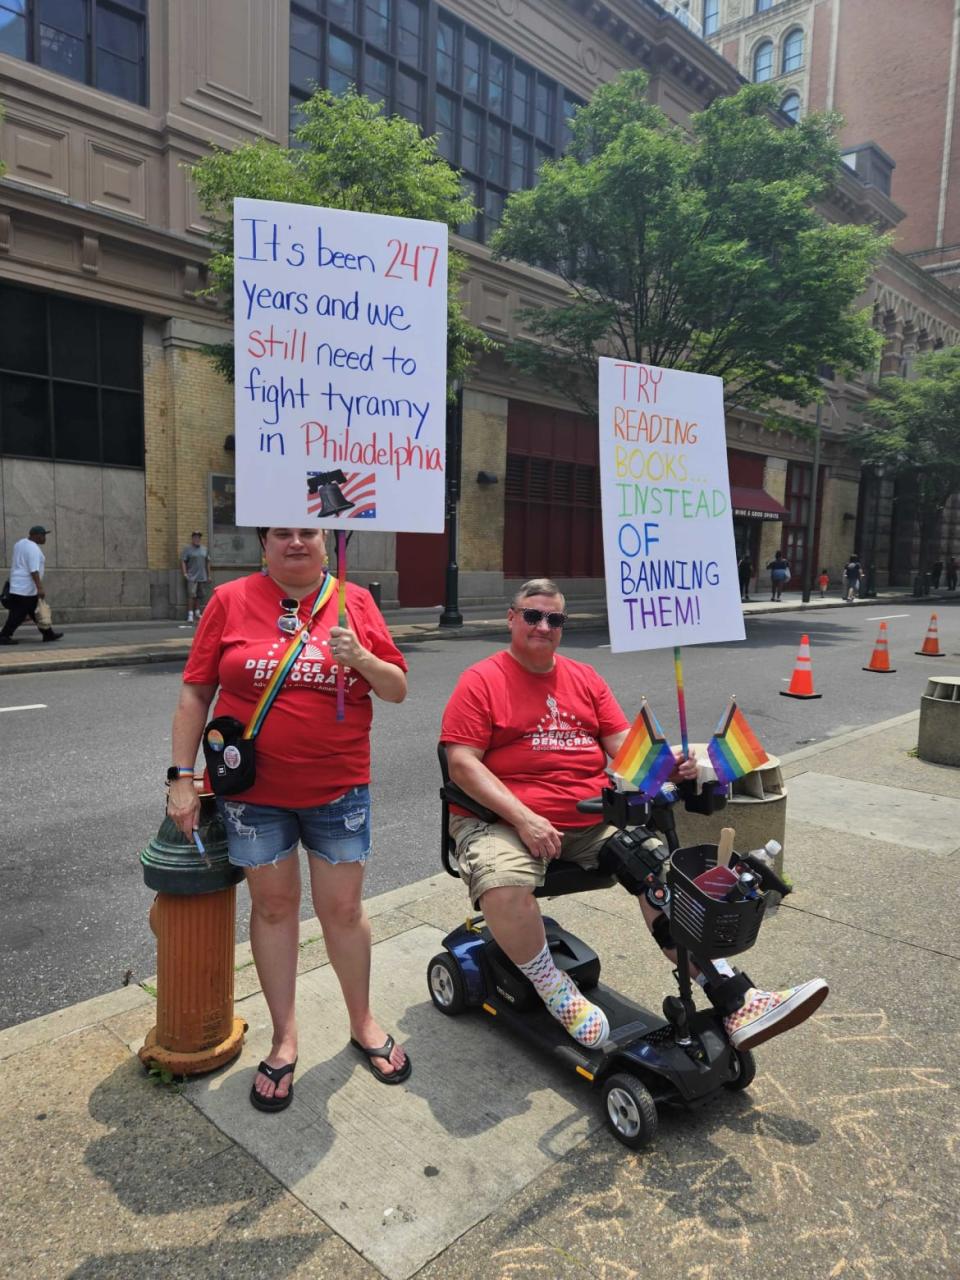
[492,72,885,413]
[854,347,960,570]
[191,88,488,387]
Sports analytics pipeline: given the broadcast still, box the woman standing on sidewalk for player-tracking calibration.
[767,551,790,602]
[166,527,410,1112]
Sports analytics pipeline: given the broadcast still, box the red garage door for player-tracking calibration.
[504,400,603,578]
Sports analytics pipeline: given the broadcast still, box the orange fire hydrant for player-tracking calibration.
[138,789,246,1076]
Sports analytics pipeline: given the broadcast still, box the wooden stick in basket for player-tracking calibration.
[717,827,736,865]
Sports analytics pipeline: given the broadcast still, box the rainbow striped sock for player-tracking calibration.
[518,943,610,1048]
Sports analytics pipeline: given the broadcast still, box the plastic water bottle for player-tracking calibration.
[749,839,782,869]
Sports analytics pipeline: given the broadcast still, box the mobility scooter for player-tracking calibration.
[426,748,794,1148]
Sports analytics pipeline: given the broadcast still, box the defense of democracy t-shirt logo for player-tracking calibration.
[243,637,359,691]
[530,695,595,751]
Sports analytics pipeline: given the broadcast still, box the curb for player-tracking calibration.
[2,709,923,1054]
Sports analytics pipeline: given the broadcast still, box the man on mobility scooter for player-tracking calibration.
[439,579,828,1055]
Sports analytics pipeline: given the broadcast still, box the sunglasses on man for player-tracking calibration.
[515,607,568,629]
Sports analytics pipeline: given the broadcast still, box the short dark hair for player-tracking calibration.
[256,527,268,547]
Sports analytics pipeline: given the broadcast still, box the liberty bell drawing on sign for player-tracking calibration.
[307,469,356,517]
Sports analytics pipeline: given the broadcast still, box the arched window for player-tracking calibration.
[703,0,719,35]
[753,40,773,82]
[756,0,773,10]
[782,28,804,72]
[780,91,801,121]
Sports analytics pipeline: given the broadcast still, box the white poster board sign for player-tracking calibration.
[598,358,744,653]
[233,197,448,530]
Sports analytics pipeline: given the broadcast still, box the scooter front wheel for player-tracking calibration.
[723,1047,757,1091]
[427,952,467,1015]
[601,1072,658,1149]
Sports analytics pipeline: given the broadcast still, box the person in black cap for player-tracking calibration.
[0,525,64,645]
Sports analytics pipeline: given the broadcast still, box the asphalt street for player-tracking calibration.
[1,596,957,1029]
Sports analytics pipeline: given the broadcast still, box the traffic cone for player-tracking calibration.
[916,613,945,656]
[780,634,822,699]
[864,620,896,673]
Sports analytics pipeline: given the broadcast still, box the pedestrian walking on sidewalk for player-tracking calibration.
[818,568,830,598]
[930,559,944,590]
[843,554,862,602]
[181,531,210,622]
[947,556,958,591]
[737,553,754,602]
[0,525,64,646]
[166,526,411,1112]
[767,551,790,602]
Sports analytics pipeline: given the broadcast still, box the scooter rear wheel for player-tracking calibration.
[427,952,467,1015]
[601,1073,658,1149]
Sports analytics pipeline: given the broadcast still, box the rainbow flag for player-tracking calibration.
[610,701,677,800]
[707,700,769,784]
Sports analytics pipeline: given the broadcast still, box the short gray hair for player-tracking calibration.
[511,578,565,609]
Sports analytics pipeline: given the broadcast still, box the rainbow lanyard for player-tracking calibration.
[243,573,338,740]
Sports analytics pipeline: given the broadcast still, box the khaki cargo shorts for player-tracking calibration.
[449,815,616,908]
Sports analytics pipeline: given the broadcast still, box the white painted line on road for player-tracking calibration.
[0,703,46,713]
[872,614,910,621]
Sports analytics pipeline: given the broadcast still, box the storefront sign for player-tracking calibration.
[598,358,744,653]
[233,197,448,531]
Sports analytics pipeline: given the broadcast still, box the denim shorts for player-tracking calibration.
[216,786,371,868]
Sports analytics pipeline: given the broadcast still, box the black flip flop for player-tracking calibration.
[250,1058,297,1112]
[350,1035,411,1085]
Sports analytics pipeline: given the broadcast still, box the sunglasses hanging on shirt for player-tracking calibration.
[277,598,302,635]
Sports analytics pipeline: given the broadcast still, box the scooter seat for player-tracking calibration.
[535,861,617,898]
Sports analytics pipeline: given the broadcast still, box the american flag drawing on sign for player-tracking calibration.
[306,471,377,519]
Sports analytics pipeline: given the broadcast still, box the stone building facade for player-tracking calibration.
[703,0,960,585]
[2,0,959,617]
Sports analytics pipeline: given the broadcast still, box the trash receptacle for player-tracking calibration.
[139,790,246,1076]
[917,676,960,766]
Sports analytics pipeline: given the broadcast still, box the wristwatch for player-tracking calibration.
[166,766,195,782]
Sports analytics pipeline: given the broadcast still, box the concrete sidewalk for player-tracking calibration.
[0,586,950,676]
[2,711,958,1278]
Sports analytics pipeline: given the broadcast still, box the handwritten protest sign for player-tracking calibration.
[233,197,448,530]
[598,358,744,654]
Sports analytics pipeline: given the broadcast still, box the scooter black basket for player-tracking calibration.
[666,843,766,959]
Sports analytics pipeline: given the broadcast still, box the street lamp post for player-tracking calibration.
[439,387,463,628]
[864,464,884,597]
[801,399,823,603]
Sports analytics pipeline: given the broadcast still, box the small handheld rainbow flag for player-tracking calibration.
[707,699,769,784]
[610,700,677,800]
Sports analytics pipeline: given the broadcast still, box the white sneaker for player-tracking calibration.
[187,611,194,622]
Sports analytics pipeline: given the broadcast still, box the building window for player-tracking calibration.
[1,0,147,105]
[781,27,803,72]
[288,2,583,244]
[0,285,144,467]
[703,0,719,35]
[290,0,427,132]
[752,39,773,82]
[780,91,800,121]
[755,0,773,11]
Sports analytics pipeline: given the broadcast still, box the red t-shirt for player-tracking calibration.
[440,650,629,829]
[183,573,407,809]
